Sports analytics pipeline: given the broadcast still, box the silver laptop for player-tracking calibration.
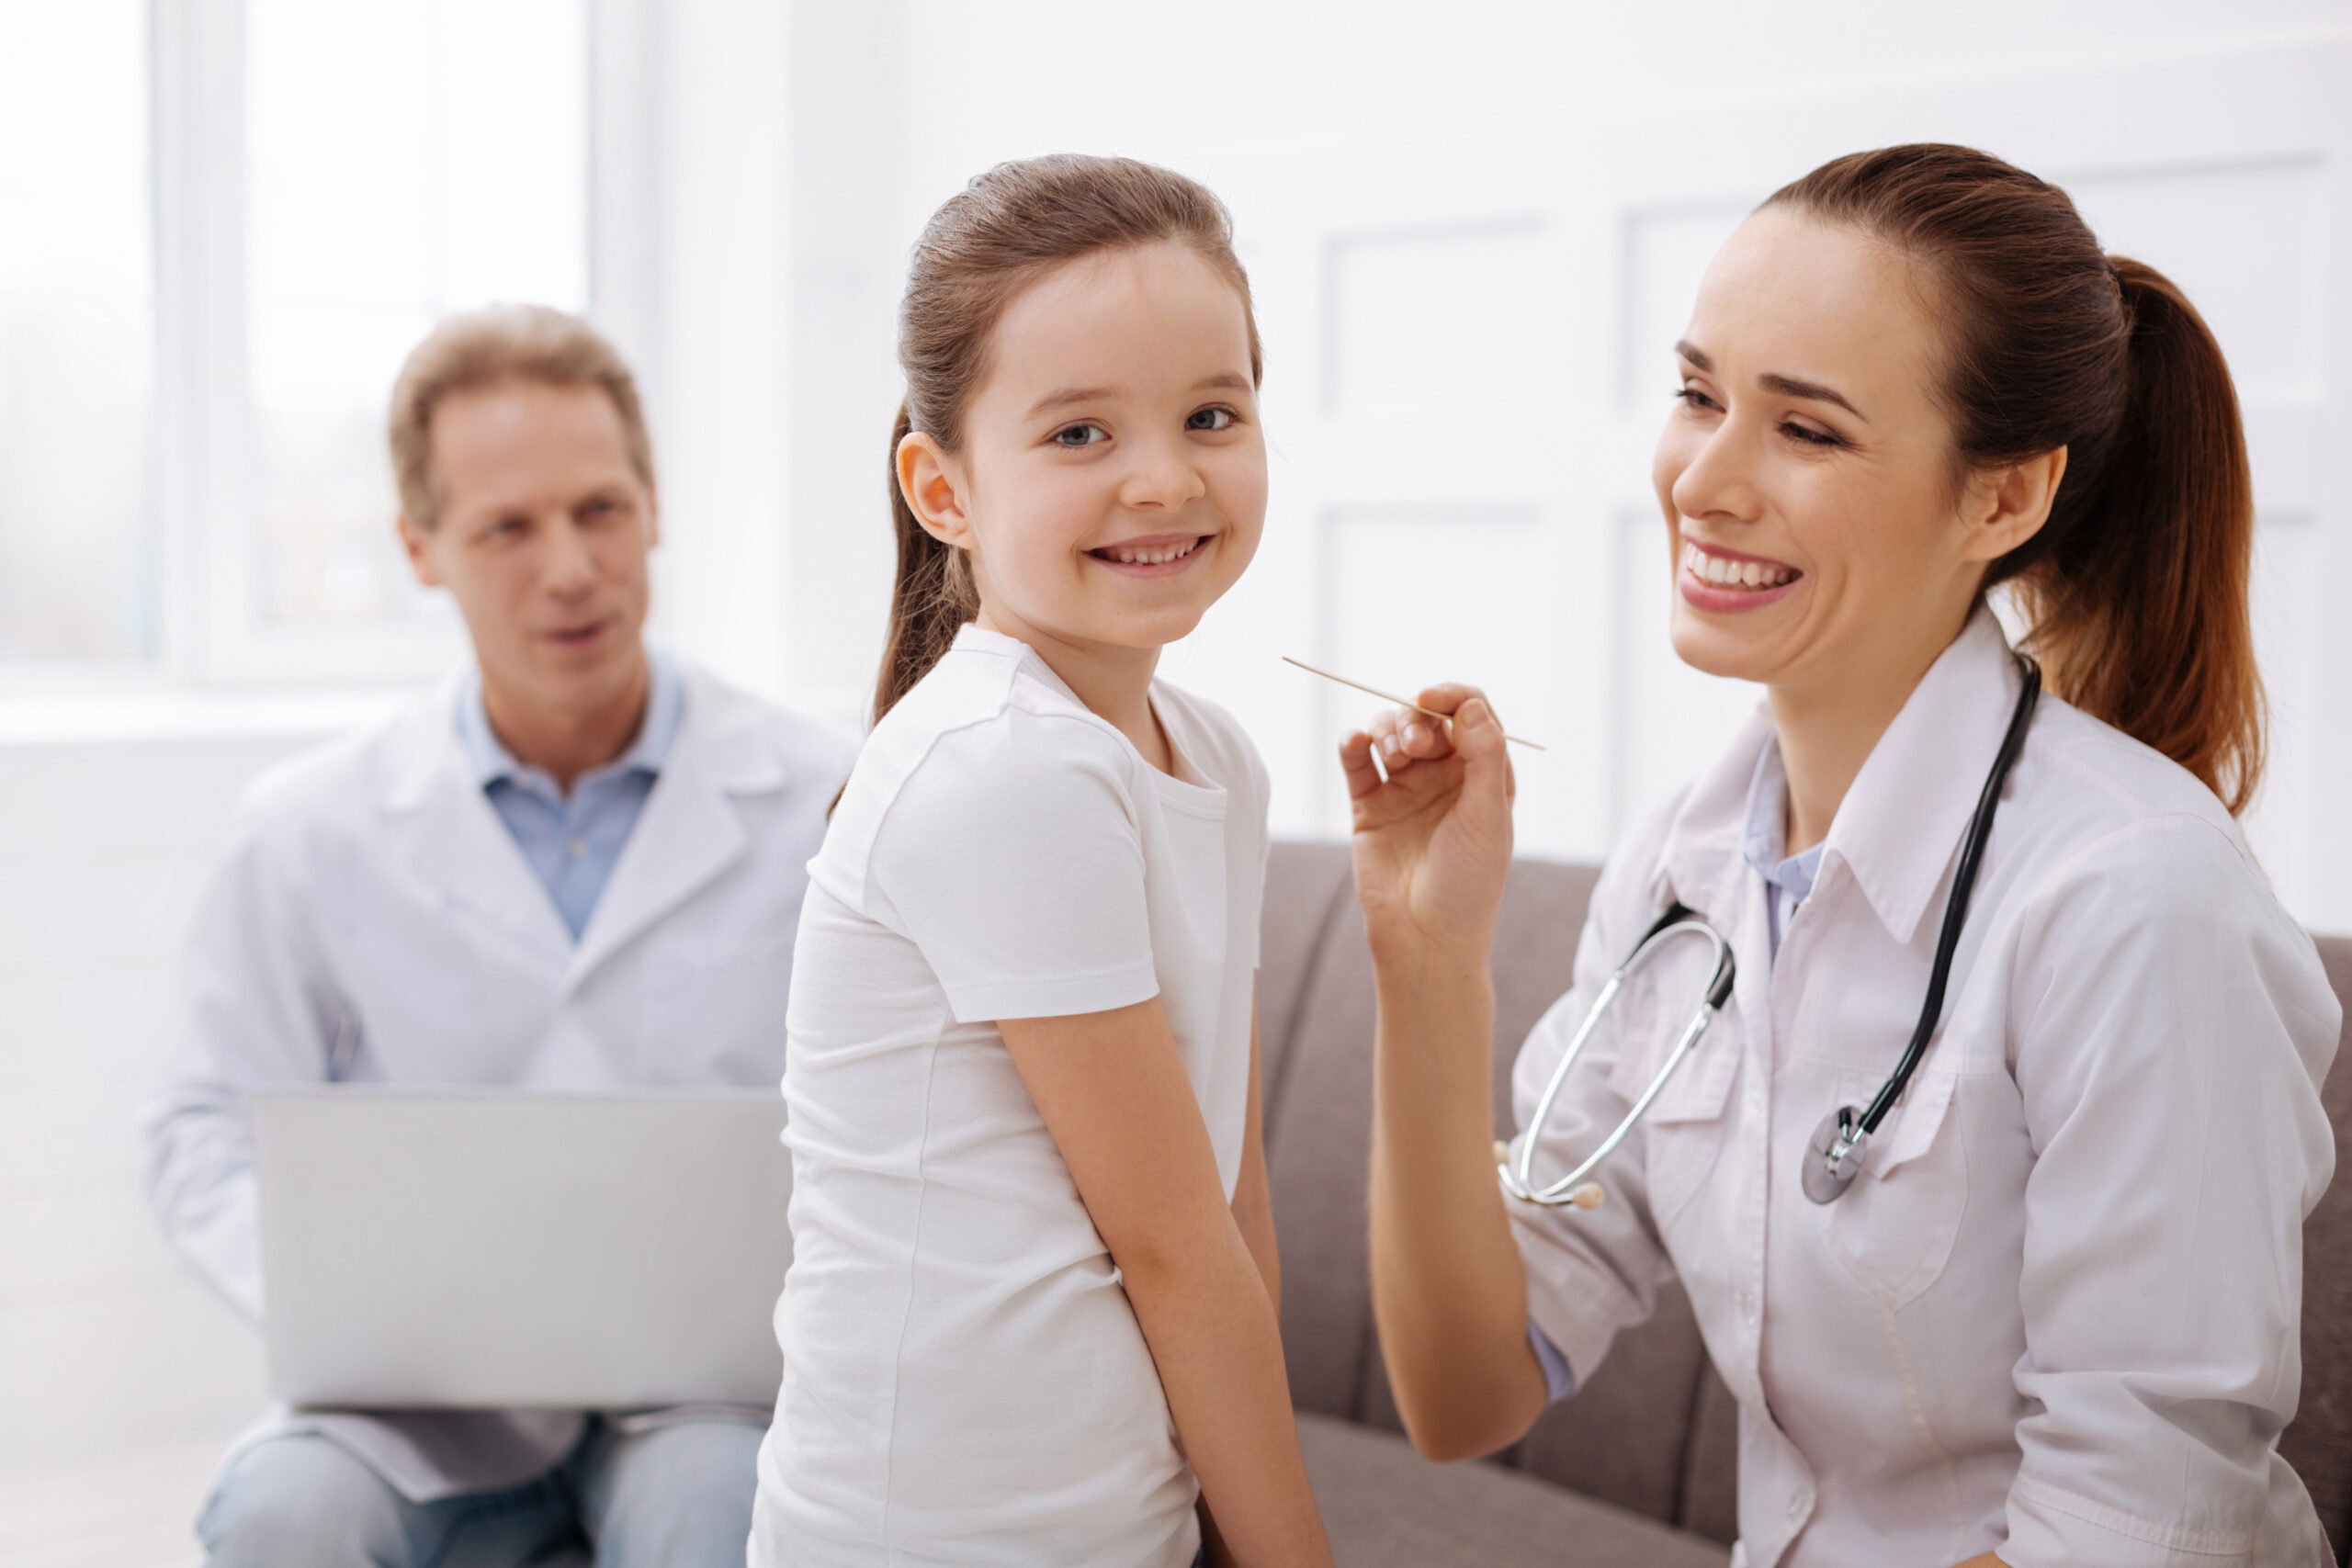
[252,1086,791,1410]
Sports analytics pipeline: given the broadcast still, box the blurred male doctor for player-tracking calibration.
[145,305,853,1567]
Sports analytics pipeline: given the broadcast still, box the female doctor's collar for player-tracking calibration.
[1651,605,2035,951]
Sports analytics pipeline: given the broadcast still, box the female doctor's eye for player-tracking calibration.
[1671,386,1721,413]
[1779,420,1848,449]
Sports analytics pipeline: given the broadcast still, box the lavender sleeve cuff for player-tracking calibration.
[1528,1317,1577,1403]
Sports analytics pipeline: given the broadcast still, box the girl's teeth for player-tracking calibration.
[1682,542,1796,590]
[1107,537,1201,565]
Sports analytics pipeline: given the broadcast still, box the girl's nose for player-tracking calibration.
[1118,436,1208,511]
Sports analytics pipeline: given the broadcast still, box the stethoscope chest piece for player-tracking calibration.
[1802,1105,1869,1204]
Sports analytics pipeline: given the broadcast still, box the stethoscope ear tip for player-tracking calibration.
[1493,1141,1608,1213]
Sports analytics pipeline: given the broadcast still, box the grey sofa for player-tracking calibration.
[1257,840,2352,1567]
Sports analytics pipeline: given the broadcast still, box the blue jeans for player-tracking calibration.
[196,1416,762,1568]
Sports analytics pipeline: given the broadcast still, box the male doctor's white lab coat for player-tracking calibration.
[144,660,854,1501]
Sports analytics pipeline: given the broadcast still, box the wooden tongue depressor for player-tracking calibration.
[1283,656,1546,751]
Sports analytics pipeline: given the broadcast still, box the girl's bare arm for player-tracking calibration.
[1233,999,1281,1311]
[1001,997,1329,1568]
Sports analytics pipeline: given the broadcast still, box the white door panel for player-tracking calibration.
[1178,37,2349,925]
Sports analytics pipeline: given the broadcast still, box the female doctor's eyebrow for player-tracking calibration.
[1758,371,1869,423]
[1674,340,1870,423]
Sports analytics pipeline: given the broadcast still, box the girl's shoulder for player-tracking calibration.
[1149,680,1269,805]
[829,637,1143,868]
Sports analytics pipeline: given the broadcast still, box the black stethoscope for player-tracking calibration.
[1500,656,2041,1211]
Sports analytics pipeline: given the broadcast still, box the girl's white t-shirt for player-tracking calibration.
[752,625,1270,1568]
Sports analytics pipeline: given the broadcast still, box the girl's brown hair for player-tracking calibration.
[873,153,1261,724]
[1768,144,2263,813]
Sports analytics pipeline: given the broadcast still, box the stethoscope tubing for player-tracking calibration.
[1501,916,1735,1207]
[1502,654,2042,1211]
[1850,657,2042,1140]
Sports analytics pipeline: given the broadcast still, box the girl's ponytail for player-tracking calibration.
[869,154,1261,727]
[874,400,977,724]
[2015,261,2262,812]
[1770,146,2266,813]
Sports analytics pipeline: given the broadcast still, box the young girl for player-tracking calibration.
[752,156,1332,1568]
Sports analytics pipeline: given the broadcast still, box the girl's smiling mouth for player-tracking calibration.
[1087,533,1212,576]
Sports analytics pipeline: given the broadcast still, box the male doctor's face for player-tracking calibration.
[399,379,659,724]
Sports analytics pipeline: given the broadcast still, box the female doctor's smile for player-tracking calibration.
[1343,145,2336,1568]
[1654,206,2063,786]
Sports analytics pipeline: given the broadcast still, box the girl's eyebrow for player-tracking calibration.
[1025,370,1254,421]
[1026,385,1116,418]
[1675,339,1868,423]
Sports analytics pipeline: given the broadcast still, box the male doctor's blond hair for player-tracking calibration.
[146,305,853,1568]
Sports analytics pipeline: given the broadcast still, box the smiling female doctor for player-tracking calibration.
[1345,145,2340,1568]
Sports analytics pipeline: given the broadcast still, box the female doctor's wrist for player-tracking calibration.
[1369,942,1494,1022]
[1363,902,1498,981]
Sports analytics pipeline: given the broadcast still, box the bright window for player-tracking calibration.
[0,2,154,664]
[245,0,588,629]
[0,0,593,682]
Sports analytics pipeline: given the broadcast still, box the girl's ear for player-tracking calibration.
[898,432,975,548]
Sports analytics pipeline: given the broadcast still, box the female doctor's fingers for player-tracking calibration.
[1440,693,1516,812]
[1370,682,1500,771]
[1339,729,1392,801]
[1346,706,1438,780]
[1385,684,1505,766]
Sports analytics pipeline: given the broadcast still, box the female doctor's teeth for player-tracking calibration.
[1683,542,1797,591]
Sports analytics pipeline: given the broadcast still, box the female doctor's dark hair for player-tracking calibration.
[1768,144,2264,814]
[872,153,1263,725]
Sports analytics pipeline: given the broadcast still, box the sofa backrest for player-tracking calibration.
[1256,840,2352,1558]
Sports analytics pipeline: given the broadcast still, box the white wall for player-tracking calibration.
[0,722,349,1562]
[763,0,2352,917]
[7,2,2350,1554]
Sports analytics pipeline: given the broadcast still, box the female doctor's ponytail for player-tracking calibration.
[1770,145,2264,813]
[869,153,1262,725]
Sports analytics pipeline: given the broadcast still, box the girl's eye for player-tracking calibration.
[1052,423,1108,448]
[1187,405,1237,432]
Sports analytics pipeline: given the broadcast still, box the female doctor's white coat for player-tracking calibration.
[143,659,853,1501]
[1506,610,2339,1568]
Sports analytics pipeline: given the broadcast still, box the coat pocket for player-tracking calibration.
[1821,1068,1969,1308]
[1602,972,1741,1125]
[1601,986,1742,1224]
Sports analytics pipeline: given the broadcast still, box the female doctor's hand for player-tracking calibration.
[1340,685,1516,972]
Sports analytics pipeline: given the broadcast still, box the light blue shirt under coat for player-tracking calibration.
[1742,739,1825,962]
[455,652,686,941]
